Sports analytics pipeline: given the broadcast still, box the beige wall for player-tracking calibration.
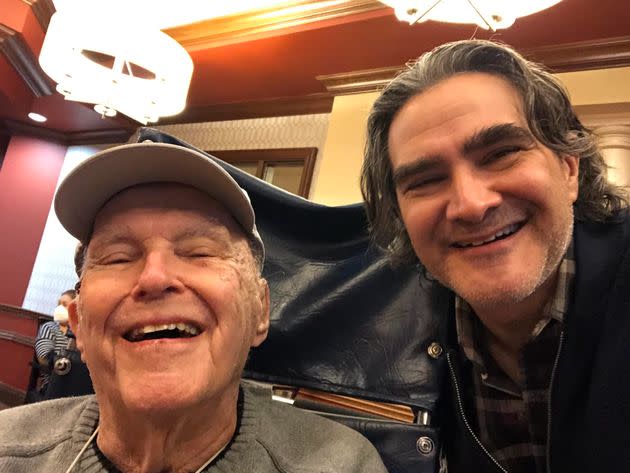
[595,125,630,190]
[309,92,379,205]
[156,114,330,200]
[312,67,630,206]
[605,146,630,188]
[556,67,630,106]
[555,69,630,192]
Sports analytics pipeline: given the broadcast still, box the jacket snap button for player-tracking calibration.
[427,342,443,359]
[417,436,434,455]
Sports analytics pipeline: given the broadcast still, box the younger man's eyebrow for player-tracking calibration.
[392,156,443,186]
[391,124,535,188]
[462,123,535,155]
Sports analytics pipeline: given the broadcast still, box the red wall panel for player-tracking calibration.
[0,136,67,306]
[0,314,38,336]
[0,340,35,391]
[0,309,39,393]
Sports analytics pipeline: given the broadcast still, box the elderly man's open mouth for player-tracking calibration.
[123,322,202,343]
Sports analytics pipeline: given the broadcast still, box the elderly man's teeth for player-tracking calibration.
[127,323,200,341]
[139,323,200,335]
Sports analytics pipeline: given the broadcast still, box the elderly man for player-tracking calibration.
[0,142,388,473]
[361,40,630,473]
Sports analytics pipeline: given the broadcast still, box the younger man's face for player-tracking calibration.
[388,73,579,313]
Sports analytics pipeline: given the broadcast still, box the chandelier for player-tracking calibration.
[39,1,193,124]
[379,0,562,30]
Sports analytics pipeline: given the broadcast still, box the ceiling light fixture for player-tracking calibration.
[379,0,562,30]
[39,1,194,124]
[28,112,48,123]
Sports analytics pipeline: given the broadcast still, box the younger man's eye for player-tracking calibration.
[484,146,522,165]
[403,175,444,193]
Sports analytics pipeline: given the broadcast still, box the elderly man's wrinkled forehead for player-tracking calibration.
[72,184,262,280]
[88,183,250,253]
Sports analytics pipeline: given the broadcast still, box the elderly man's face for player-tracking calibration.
[388,73,579,312]
[69,184,269,412]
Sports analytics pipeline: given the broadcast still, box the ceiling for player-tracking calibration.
[1,0,629,144]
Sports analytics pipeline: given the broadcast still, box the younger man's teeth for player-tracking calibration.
[458,223,520,247]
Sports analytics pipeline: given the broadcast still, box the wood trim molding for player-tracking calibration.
[0,380,25,408]
[66,128,136,145]
[158,93,334,125]
[165,0,386,50]
[0,303,51,322]
[522,36,630,73]
[298,147,317,197]
[316,65,401,95]
[22,0,56,31]
[0,131,9,171]
[0,119,135,145]
[0,24,54,97]
[575,102,630,128]
[0,119,66,143]
[210,147,318,197]
[316,36,630,95]
[594,125,630,151]
[0,330,35,347]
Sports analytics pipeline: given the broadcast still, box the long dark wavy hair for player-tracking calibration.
[361,39,628,265]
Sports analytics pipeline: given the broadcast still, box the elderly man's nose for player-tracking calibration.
[132,252,182,300]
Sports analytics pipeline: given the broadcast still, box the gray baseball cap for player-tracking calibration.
[54,142,264,264]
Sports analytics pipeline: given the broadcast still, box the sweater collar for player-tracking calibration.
[69,386,259,472]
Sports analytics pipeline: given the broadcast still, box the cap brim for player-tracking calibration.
[54,143,255,242]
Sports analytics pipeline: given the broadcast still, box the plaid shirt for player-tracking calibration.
[455,243,575,473]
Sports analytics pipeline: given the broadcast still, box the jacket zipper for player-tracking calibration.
[545,330,565,473]
[446,352,508,473]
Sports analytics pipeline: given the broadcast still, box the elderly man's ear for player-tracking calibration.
[252,278,271,348]
[67,299,85,360]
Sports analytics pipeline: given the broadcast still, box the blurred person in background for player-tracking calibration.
[34,289,76,391]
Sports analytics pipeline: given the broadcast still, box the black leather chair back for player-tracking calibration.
[136,129,449,473]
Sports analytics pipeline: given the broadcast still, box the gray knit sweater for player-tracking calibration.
[0,383,388,472]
